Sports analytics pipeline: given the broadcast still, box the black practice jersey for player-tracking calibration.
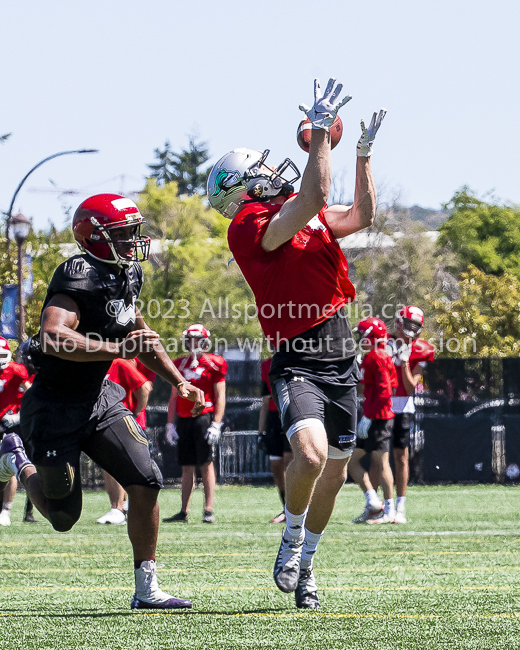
[34,254,143,399]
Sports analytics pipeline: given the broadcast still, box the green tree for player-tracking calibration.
[147,141,177,186]
[431,265,520,358]
[0,225,75,347]
[438,188,520,278]
[147,135,210,196]
[24,227,76,336]
[348,206,456,336]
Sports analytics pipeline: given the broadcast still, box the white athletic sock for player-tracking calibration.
[283,507,308,543]
[384,499,395,516]
[300,528,322,570]
[1,502,13,512]
[396,496,406,512]
[365,489,381,510]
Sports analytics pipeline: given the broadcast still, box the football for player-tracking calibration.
[297,115,343,153]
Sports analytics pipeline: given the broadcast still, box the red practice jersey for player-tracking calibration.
[106,358,151,428]
[173,353,227,418]
[227,199,356,343]
[360,348,398,420]
[0,362,29,417]
[261,357,278,412]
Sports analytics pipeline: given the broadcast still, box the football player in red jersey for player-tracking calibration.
[0,194,205,610]
[208,77,386,609]
[162,325,227,524]
[96,358,155,525]
[381,306,435,524]
[0,337,33,526]
[258,356,293,524]
[348,318,398,524]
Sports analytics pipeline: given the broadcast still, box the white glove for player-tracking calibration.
[356,109,387,156]
[357,416,372,439]
[299,78,352,131]
[206,421,222,445]
[165,423,179,446]
[1,412,20,428]
[394,343,411,367]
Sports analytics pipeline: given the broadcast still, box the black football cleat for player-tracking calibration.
[162,511,188,523]
[295,567,320,610]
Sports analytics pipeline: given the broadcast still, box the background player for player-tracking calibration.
[96,357,155,525]
[0,337,33,526]
[208,77,386,609]
[349,318,398,524]
[162,324,226,524]
[383,306,435,523]
[0,194,205,610]
[258,356,292,524]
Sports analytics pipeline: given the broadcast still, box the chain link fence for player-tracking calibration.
[80,358,520,488]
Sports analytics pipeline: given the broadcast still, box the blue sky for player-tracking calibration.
[1,0,518,231]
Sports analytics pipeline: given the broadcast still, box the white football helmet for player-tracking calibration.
[182,324,211,352]
[0,336,12,369]
[395,306,424,339]
[207,149,300,219]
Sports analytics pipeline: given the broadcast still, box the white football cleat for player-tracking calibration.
[352,504,383,524]
[96,508,126,525]
[0,509,11,527]
[367,513,396,525]
[394,511,407,524]
[131,560,192,610]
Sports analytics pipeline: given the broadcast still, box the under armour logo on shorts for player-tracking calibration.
[46,450,57,457]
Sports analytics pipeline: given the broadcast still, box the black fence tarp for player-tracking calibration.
[79,358,520,487]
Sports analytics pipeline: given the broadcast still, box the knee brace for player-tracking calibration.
[36,463,76,500]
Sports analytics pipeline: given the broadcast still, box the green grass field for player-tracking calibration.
[1,484,519,649]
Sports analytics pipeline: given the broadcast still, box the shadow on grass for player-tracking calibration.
[0,607,289,618]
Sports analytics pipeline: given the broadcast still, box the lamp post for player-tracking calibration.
[5,148,98,248]
[10,213,31,343]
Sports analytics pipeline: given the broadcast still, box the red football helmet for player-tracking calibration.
[0,336,12,369]
[72,194,151,268]
[354,317,388,346]
[182,324,211,352]
[395,306,424,339]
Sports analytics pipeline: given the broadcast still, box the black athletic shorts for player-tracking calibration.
[263,410,291,458]
[357,418,394,454]
[271,376,357,455]
[20,379,162,490]
[392,412,414,449]
[177,413,214,467]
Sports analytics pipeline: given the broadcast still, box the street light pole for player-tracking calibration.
[10,213,32,343]
[5,148,98,247]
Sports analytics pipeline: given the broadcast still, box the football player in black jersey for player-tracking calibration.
[0,194,205,610]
